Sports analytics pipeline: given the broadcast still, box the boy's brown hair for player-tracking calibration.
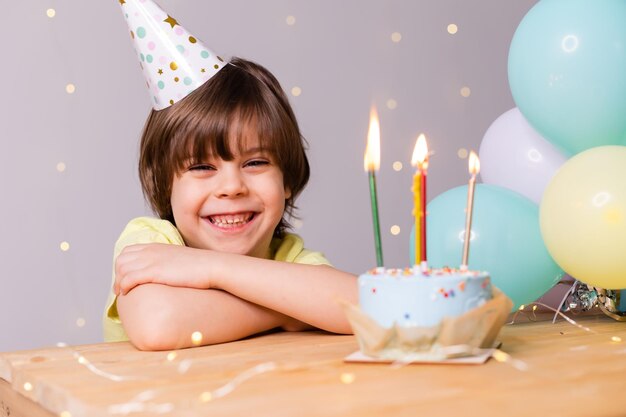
[138,57,310,236]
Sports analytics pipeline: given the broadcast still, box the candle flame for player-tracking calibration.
[468,151,480,175]
[411,134,429,169]
[364,106,381,171]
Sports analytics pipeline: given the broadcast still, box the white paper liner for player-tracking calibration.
[342,287,513,361]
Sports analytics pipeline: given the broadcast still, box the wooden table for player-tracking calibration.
[1,314,625,417]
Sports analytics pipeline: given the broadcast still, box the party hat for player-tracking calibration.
[118,0,225,110]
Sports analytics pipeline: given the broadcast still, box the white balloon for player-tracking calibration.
[479,108,567,204]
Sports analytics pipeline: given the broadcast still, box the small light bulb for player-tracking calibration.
[340,373,355,384]
[191,331,203,345]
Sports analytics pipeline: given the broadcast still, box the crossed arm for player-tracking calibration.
[115,244,357,350]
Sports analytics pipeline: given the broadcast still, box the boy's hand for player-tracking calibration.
[114,243,214,296]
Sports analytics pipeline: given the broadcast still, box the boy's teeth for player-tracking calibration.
[210,213,253,227]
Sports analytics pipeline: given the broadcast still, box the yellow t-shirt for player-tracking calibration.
[102,216,331,342]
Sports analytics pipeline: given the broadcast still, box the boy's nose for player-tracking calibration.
[215,169,248,198]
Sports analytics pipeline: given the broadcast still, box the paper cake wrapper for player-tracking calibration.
[342,287,513,361]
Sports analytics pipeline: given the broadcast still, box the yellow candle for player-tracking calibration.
[411,134,429,267]
[412,170,422,265]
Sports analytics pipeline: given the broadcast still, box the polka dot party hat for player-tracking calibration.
[118,0,225,110]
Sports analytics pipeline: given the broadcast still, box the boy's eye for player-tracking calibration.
[245,159,269,168]
[188,164,216,171]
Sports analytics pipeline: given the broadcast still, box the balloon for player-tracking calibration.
[479,108,567,204]
[540,146,626,289]
[508,0,626,155]
[412,184,563,309]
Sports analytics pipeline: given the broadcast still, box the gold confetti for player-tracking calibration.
[460,86,471,98]
[386,99,397,110]
[167,352,177,361]
[66,84,76,94]
[447,24,458,34]
[170,62,178,71]
[189,36,197,44]
[200,391,213,402]
[23,382,33,391]
[612,336,622,343]
[60,241,70,252]
[457,148,468,159]
[76,318,86,328]
[46,8,56,18]
[56,162,66,172]
[291,86,302,97]
[390,225,401,236]
[286,15,296,25]
[391,32,402,43]
[392,161,403,171]
[518,304,525,311]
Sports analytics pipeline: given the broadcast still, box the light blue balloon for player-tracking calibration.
[508,0,626,156]
[410,184,563,310]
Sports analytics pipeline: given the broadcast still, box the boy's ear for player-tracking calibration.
[285,187,292,200]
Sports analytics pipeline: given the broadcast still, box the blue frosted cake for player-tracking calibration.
[358,267,492,328]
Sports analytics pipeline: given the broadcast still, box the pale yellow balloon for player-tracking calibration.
[540,146,626,289]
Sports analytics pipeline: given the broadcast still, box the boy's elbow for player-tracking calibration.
[117,285,185,351]
[125,304,182,351]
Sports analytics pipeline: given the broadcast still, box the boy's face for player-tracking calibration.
[170,126,290,258]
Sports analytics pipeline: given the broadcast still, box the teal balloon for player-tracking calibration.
[508,0,626,156]
[410,184,563,310]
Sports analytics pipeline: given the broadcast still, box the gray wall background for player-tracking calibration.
[0,0,538,351]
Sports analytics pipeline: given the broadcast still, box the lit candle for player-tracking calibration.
[461,151,480,269]
[411,134,429,269]
[364,106,384,267]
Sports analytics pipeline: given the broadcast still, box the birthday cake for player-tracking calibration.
[358,267,492,328]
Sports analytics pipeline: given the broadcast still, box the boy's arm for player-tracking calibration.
[115,244,358,335]
[116,283,289,350]
[210,254,358,334]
